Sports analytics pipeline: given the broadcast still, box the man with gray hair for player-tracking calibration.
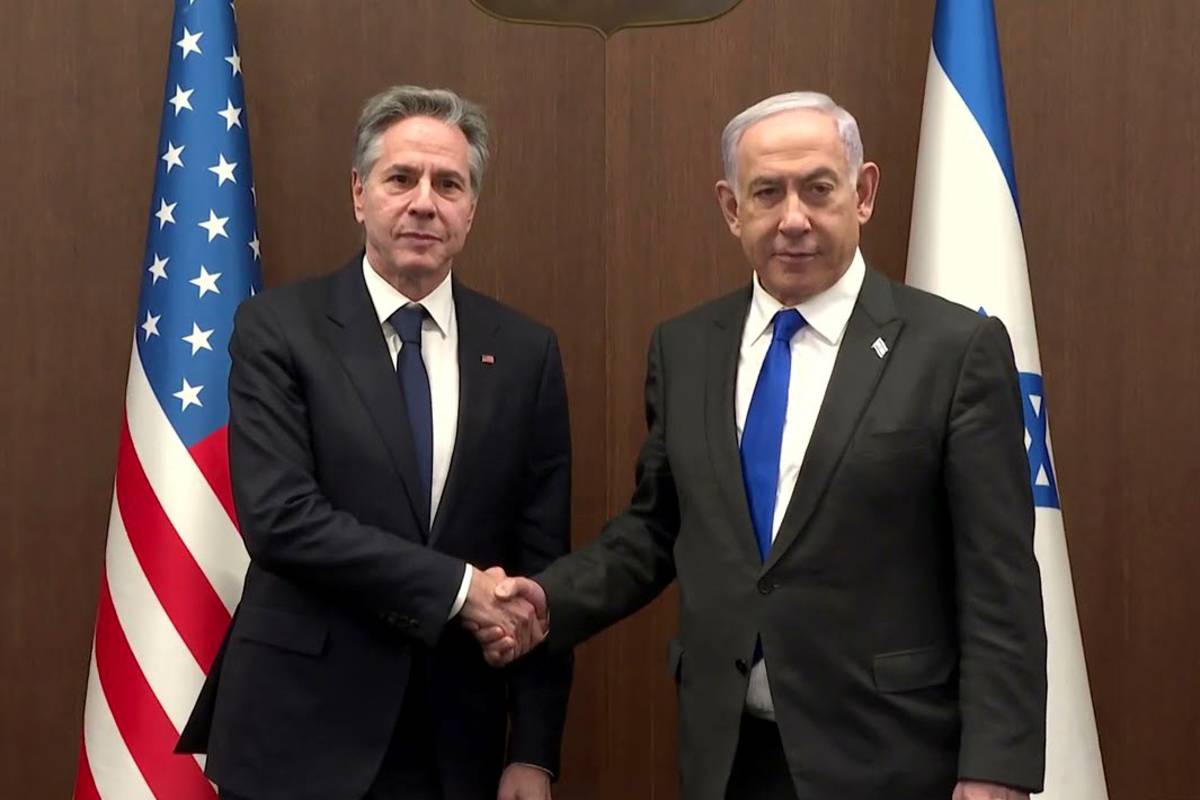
[178,85,572,800]
[483,92,1047,799]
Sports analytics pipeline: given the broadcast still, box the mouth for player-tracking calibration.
[400,232,442,243]
[774,250,819,262]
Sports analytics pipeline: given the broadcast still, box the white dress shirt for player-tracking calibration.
[362,257,472,618]
[735,249,866,718]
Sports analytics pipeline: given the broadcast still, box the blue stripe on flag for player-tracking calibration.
[932,0,1020,209]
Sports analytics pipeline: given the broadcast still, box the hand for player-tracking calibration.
[490,577,548,665]
[497,763,552,800]
[459,567,540,666]
[467,576,549,667]
[953,780,1029,800]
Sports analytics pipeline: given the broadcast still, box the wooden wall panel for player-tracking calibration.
[1000,2,1200,797]
[597,3,933,796]
[0,1,609,795]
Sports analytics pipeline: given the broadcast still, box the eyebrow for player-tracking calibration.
[748,167,841,187]
[381,163,468,183]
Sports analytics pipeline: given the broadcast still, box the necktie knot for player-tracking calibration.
[390,304,425,345]
[772,308,805,343]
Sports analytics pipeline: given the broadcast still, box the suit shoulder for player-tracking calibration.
[236,270,336,321]
[657,286,750,338]
[456,284,558,344]
[888,280,991,339]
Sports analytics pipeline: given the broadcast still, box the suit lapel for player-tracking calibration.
[325,260,428,533]
[429,282,500,545]
[764,268,904,572]
[705,287,763,566]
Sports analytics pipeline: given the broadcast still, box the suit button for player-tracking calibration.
[757,578,775,595]
[735,659,749,675]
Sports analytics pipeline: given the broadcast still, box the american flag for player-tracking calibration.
[74,1,259,797]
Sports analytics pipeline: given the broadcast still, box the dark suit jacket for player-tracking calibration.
[537,267,1046,799]
[177,258,573,800]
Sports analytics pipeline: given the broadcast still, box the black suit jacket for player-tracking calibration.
[177,258,573,800]
[538,267,1046,799]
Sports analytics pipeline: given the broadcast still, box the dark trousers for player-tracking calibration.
[725,714,799,800]
[221,656,442,800]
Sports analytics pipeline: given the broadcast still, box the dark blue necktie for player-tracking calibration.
[740,309,806,561]
[390,304,433,527]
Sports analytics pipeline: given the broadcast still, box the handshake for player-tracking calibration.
[460,567,549,667]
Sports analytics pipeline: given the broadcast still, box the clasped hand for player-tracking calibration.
[460,567,548,667]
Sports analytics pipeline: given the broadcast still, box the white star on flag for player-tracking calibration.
[217,99,243,130]
[225,45,242,76]
[169,84,194,116]
[155,198,177,229]
[190,265,222,297]
[182,322,216,355]
[173,378,204,410]
[141,311,161,340]
[249,231,261,260]
[147,253,169,284]
[208,154,238,186]
[198,210,230,241]
[176,27,203,59]
[161,141,185,172]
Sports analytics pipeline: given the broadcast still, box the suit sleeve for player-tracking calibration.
[503,333,574,776]
[227,298,465,646]
[946,316,1048,791]
[536,325,680,651]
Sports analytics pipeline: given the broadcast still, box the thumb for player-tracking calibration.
[495,578,517,599]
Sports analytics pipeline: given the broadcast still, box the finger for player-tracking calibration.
[485,637,516,661]
[475,626,508,645]
[495,577,522,599]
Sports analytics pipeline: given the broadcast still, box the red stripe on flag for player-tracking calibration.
[94,574,217,800]
[72,744,101,800]
[116,418,230,670]
[189,424,239,530]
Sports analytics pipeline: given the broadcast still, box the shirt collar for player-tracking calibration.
[361,254,454,337]
[744,248,866,348]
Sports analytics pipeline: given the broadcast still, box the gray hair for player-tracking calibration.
[720,91,864,190]
[353,85,490,194]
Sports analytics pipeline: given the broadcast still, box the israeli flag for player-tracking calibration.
[906,1,1108,797]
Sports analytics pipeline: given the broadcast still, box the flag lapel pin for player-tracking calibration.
[871,337,888,359]
[481,354,495,365]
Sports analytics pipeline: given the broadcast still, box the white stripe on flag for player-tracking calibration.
[81,649,156,800]
[104,498,208,733]
[906,52,1043,374]
[124,343,249,612]
[907,35,1109,800]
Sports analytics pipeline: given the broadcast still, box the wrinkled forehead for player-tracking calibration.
[373,116,471,173]
[736,109,849,178]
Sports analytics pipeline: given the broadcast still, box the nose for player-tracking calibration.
[778,191,811,236]
[407,177,436,218]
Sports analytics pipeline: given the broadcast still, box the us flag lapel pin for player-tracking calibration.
[481,354,495,364]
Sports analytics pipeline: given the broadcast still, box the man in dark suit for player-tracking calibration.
[177,85,571,800]
[483,92,1046,799]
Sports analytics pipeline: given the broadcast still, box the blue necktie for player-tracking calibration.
[390,304,433,528]
[740,309,805,561]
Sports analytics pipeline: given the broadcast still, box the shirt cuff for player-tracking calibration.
[510,762,554,779]
[447,563,472,619]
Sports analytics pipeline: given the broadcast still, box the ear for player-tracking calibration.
[464,194,478,234]
[715,179,742,237]
[351,169,366,223]
[854,162,880,224]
